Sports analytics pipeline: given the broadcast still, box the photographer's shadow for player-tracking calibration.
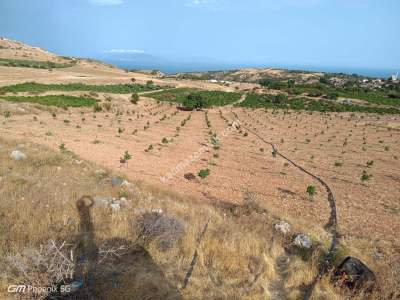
[48,196,181,300]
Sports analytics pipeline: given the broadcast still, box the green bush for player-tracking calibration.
[198,169,210,179]
[183,94,205,110]
[131,93,139,104]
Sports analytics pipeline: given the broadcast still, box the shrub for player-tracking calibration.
[103,102,112,111]
[334,161,343,167]
[198,169,210,179]
[306,185,316,198]
[361,170,372,182]
[131,93,139,104]
[183,93,204,110]
[93,104,102,112]
[120,151,132,165]
[135,212,185,251]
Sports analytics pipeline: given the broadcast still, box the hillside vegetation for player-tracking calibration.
[1,95,97,108]
[0,58,76,69]
[146,88,242,107]
[239,93,400,114]
[0,82,162,94]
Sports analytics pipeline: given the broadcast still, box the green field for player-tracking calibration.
[239,93,400,114]
[0,82,161,94]
[1,95,97,107]
[0,58,75,69]
[146,88,242,107]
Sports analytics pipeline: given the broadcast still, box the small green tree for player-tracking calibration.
[3,111,11,119]
[59,143,66,152]
[131,93,139,104]
[183,94,205,110]
[198,169,210,179]
[120,151,132,167]
[306,185,316,199]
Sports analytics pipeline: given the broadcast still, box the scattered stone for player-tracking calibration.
[110,203,121,212]
[334,256,376,290]
[111,177,124,186]
[122,180,131,186]
[119,197,128,206]
[151,208,163,214]
[294,234,312,249]
[95,169,106,175]
[10,150,27,161]
[275,221,291,235]
[184,173,197,181]
[94,196,112,207]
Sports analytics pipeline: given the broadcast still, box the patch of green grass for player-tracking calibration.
[146,88,242,107]
[1,95,97,107]
[0,58,75,69]
[0,82,162,94]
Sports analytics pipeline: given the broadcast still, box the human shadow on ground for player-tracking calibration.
[46,196,181,300]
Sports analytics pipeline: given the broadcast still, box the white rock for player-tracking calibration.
[122,180,131,186]
[151,208,163,214]
[294,234,312,249]
[110,203,121,212]
[94,196,112,207]
[275,221,291,235]
[119,197,128,206]
[95,169,106,175]
[10,150,27,161]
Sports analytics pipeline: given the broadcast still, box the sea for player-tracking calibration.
[110,61,398,79]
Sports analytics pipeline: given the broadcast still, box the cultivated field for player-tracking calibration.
[0,39,399,299]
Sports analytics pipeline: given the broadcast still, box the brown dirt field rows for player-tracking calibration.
[1,90,400,298]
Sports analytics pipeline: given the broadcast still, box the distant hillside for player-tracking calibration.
[0,37,73,63]
[172,68,325,84]
[0,37,116,70]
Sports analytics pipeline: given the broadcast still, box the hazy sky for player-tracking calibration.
[0,0,399,72]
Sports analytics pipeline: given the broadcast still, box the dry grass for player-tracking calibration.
[0,136,396,299]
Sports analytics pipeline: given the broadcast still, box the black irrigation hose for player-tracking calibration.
[231,111,338,300]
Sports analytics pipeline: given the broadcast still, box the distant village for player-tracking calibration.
[328,72,399,89]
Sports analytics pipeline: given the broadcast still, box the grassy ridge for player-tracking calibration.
[0,58,75,69]
[147,88,242,107]
[1,95,97,107]
[239,93,400,114]
[263,81,400,107]
[0,82,161,94]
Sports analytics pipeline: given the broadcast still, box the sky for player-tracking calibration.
[0,0,399,75]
